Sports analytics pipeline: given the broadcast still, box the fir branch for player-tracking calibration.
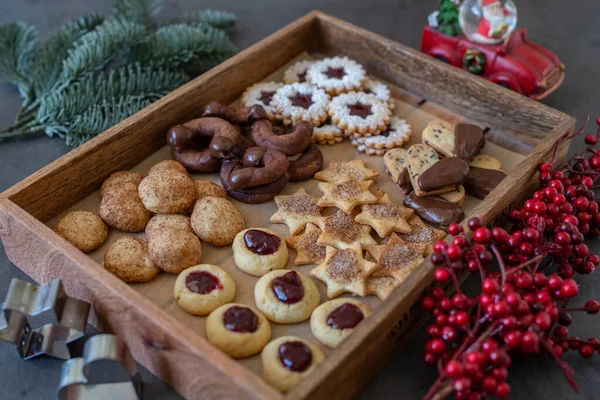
[0,22,38,98]
[114,0,162,28]
[173,9,236,30]
[197,23,237,59]
[61,18,147,83]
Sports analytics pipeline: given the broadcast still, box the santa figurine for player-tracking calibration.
[472,0,512,44]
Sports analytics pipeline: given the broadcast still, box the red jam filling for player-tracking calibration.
[324,67,347,79]
[271,271,304,304]
[348,102,372,119]
[259,90,276,105]
[278,341,312,372]
[380,124,392,137]
[185,271,222,294]
[326,303,364,330]
[223,306,258,333]
[297,71,307,83]
[244,229,281,255]
[290,93,313,109]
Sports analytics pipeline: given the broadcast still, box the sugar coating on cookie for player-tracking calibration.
[148,228,203,274]
[361,78,394,108]
[254,270,320,324]
[55,211,108,253]
[261,335,324,393]
[138,165,196,214]
[310,298,371,348]
[194,180,227,200]
[100,171,143,198]
[241,81,284,120]
[314,159,379,183]
[100,172,151,233]
[206,303,271,359]
[306,56,366,95]
[104,236,159,283]
[145,214,192,238]
[148,160,189,176]
[191,196,244,246]
[329,92,391,136]
[366,275,399,300]
[285,223,327,266]
[271,83,330,126]
[232,228,288,276]
[354,117,411,152]
[316,210,377,250]
[173,264,236,315]
[282,60,315,84]
[312,123,344,145]
[271,188,323,235]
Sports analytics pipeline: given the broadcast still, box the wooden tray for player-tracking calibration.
[0,11,574,400]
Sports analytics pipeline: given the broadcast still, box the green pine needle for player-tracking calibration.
[114,0,162,27]
[0,22,38,97]
[174,9,236,30]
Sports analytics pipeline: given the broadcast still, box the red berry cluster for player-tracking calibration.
[422,117,600,400]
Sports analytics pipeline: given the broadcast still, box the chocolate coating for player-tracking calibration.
[221,160,289,204]
[397,168,413,194]
[403,192,465,229]
[244,229,281,255]
[288,143,324,182]
[464,167,507,200]
[229,147,289,190]
[326,303,364,330]
[454,124,485,160]
[251,120,313,156]
[278,341,312,372]
[417,157,469,192]
[202,100,267,125]
[223,306,258,333]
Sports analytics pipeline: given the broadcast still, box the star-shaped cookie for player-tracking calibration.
[398,216,446,255]
[314,160,379,183]
[286,223,327,266]
[366,233,427,282]
[355,194,413,238]
[311,242,377,298]
[317,179,378,212]
[317,210,377,250]
[366,275,399,300]
[271,188,324,235]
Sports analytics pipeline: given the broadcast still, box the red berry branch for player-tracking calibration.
[421,117,600,399]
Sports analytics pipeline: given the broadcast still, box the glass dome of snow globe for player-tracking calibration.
[459,0,517,44]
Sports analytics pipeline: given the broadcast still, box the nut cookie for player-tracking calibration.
[139,161,196,214]
[174,264,236,315]
[100,171,151,232]
[241,81,284,120]
[148,228,203,274]
[233,228,288,276]
[329,92,391,136]
[100,171,143,197]
[191,196,244,246]
[145,214,192,238]
[306,56,366,95]
[254,270,320,324]
[310,298,371,348]
[271,83,330,126]
[104,236,159,283]
[194,180,227,200]
[56,211,108,253]
[148,159,189,176]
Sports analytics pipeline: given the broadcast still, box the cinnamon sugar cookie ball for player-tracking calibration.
[194,180,227,200]
[100,171,143,197]
[148,160,188,176]
[139,161,196,214]
[191,196,245,246]
[145,214,193,238]
[104,236,160,283]
[100,171,151,232]
[148,228,203,274]
[55,211,107,253]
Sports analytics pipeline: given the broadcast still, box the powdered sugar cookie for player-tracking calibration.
[306,56,366,95]
[329,92,391,136]
[272,83,330,126]
[283,60,315,84]
[312,123,344,145]
[361,78,394,109]
[352,117,411,155]
[241,82,284,121]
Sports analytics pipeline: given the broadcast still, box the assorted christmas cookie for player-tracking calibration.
[254,270,321,324]
[329,92,391,136]
[148,228,203,274]
[422,120,485,160]
[311,243,377,298]
[261,336,325,393]
[361,77,394,108]
[383,148,410,190]
[241,81,284,120]
[367,233,427,282]
[206,303,271,359]
[173,264,236,316]
[285,223,327,266]
[306,56,366,95]
[355,194,414,238]
[191,196,245,246]
[316,210,377,250]
[366,275,400,300]
[194,180,227,200]
[271,82,330,126]
[282,60,315,84]
[464,167,507,200]
[310,298,371,348]
[317,178,378,213]
[352,117,411,156]
[403,192,465,229]
[312,123,344,145]
[104,236,159,283]
[398,216,446,255]
[406,144,467,196]
[468,154,502,170]
[314,159,379,184]
[232,228,288,276]
[100,171,144,197]
[55,211,108,253]
[271,188,324,235]
[100,171,151,233]
[145,214,192,238]
[138,160,197,214]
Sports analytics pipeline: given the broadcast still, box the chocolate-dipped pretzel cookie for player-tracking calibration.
[202,100,267,125]
[221,159,290,204]
[251,120,313,157]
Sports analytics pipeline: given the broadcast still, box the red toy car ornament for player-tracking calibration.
[421,0,564,100]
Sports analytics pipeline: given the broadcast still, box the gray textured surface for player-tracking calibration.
[1,0,599,399]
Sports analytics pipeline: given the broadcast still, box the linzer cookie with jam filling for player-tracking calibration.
[316,210,377,250]
[314,159,379,184]
[311,243,377,298]
[286,223,327,266]
[283,60,315,84]
[261,336,325,393]
[254,270,320,324]
[361,77,394,109]
[271,82,330,126]
[422,120,486,160]
[312,122,344,145]
[206,303,271,359]
[355,194,414,238]
[398,216,446,255]
[310,298,371,348]
[367,233,427,282]
[406,144,468,196]
[317,178,378,213]
[352,117,411,156]
[271,188,324,235]
[173,264,236,316]
[232,228,288,276]
[366,275,400,300]
[329,92,391,136]
[241,82,284,121]
[305,56,366,95]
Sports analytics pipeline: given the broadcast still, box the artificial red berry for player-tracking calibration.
[434,268,450,283]
[445,360,463,378]
[534,311,552,331]
[584,300,600,314]
[433,240,447,254]
[427,338,446,354]
[585,134,598,145]
[538,162,551,173]
[468,217,482,231]
[447,245,463,261]
[555,326,569,339]
[431,287,445,300]
[448,223,462,236]
[473,227,491,244]
[579,344,595,358]
[481,278,499,294]
[560,279,579,298]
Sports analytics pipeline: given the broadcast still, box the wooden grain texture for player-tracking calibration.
[0,10,576,400]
